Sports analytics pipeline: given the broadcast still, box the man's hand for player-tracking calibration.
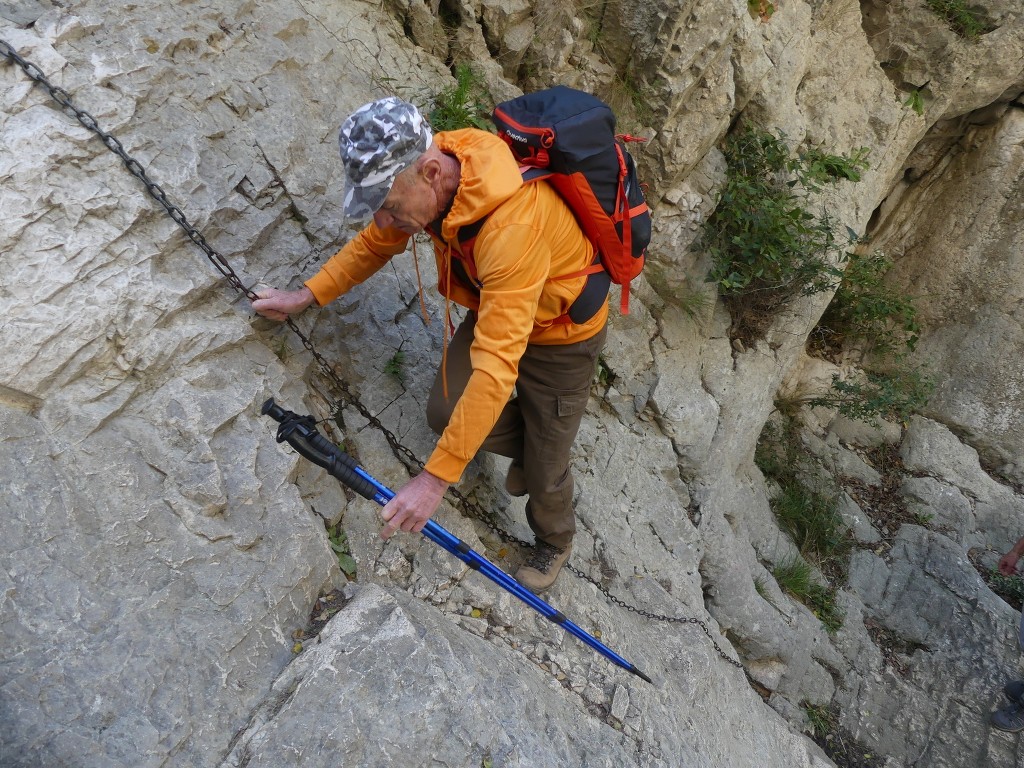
[252,286,316,321]
[380,470,450,539]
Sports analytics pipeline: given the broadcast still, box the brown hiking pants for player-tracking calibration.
[426,313,607,550]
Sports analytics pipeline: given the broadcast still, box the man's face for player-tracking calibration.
[373,166,439,234]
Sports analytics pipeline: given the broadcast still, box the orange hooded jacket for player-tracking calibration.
[304,128,608,483]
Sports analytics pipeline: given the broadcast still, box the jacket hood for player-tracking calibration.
[434,129,523,241]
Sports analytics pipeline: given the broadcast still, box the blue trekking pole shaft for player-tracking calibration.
[261,398,652,685]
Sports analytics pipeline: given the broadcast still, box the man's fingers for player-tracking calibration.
[380,502,400,539]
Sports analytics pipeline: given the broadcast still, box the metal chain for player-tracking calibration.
[0,39,253,299]
[2,40,741,668]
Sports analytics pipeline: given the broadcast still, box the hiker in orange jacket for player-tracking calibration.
[253,96,608,590]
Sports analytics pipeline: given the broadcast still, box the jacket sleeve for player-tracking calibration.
[304,223,410,306]
[424,216,549,482]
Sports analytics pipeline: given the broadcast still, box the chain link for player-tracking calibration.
[2,40,741,669]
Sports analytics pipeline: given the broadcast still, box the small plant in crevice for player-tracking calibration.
[748,0,776,22]
[753,574,784,612]
[772,556,845,633]
[988,570,1024,612]
[757,414,851,632]
[617,72,656,129]
[801,697,885,768]
[801,701,836,739]
[596,355,615,388]
[699,126,869,342]
[756,417,851,579]
[326,521,358,580]
[925,0,992,39]
[384,350,407,383]
[753,575,770,599]
[903,87,926,115]
[912,511,935,527]
[427,63,493,132]
[676,280,715,324]
[773,482,851,577]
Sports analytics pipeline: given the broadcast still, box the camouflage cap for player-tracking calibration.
[339,96,432,219]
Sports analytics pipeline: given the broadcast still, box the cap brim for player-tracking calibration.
[344,176,394,220]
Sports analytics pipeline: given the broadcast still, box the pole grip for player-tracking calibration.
[261,398,379,501]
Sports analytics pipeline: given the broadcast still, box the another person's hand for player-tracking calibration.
[380,470,450,539]
[999,549,1022,576]
[252,286,316,321]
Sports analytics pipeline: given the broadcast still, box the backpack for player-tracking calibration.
[437,86,652,321]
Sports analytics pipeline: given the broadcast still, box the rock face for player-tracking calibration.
[3,1,1024,767]
[876,107,1024,482]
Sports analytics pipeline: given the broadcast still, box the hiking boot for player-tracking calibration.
[504,461,527,497]
[515,542,571,592]
[1005,680,1024,704]
[992,704,1024,733]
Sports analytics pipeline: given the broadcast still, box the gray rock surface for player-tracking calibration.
[3,0,1024,767]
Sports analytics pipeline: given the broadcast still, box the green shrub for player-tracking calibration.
[809,368,933,425]
[818,249,921,358]
[428,64,492,132]
[747,0,776,21]
[701,128,868,339]
[812,242,931,426]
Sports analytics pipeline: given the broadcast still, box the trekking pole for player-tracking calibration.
[261,398,653,685]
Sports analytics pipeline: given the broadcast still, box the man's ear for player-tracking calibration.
[419,154,442,185]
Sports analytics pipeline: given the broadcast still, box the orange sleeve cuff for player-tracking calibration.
[304,271,341,307]
[424,447,467,485]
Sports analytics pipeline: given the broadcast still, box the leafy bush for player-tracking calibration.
[818,249,921,358]
[809,368,933,425]
[701,128,868,339]
[812,247,932,424]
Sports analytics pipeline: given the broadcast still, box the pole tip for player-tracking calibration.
[631,666,654,685]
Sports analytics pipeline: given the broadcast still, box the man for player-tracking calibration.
[253,96,608,591]
[991,535,1024,732]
